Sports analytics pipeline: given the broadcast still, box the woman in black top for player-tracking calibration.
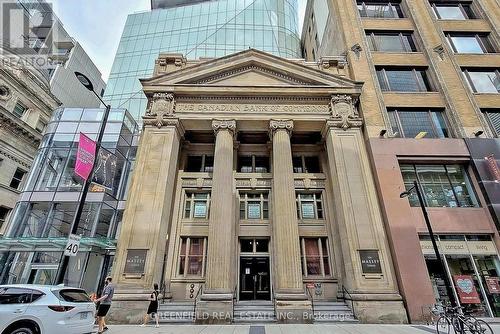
[141,283,159,328]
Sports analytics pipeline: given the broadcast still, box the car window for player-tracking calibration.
[57,289,91,303]
[0,288,41,304]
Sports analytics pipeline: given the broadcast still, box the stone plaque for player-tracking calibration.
[359,250,382,274]
[124,249,147,274]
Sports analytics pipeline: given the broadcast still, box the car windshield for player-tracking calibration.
[57,289,91,303]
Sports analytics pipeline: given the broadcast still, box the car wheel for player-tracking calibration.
[8,327,36,334]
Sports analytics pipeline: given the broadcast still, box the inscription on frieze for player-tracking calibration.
[177,103,329,113]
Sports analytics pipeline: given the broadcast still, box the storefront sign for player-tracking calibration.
[453,275,481,304]
[420,240,498,255]
[124,249,147,274]
[486,277,500,294]
[75,133,96,181]
[359,250,382,274]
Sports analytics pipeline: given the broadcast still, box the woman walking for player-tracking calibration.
[141,283,160,328]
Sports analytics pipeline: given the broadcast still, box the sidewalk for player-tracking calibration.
[104,324,500,334]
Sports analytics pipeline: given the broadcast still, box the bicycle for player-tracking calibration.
[436,306,493,334]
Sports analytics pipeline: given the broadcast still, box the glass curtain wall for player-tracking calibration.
[104,0,302,121]
[0,107,138,289]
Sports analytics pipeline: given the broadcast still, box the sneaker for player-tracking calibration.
[155,324,159,328]
[140,324,145,327]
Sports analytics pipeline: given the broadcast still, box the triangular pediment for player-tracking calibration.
[188,65,316,86]
[141,49,362,91]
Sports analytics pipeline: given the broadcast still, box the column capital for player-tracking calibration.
[327,94,363,131]
[269,119,294,137]
[212,119,236,136]
[143,92,176,128]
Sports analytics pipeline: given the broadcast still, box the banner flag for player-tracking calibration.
[75,133,96,181]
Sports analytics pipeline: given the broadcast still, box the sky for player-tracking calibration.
[51,0,308,82]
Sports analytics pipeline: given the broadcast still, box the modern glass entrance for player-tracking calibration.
[239,238,271,301]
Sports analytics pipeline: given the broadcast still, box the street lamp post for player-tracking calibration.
[400,180,456,307]
[55,72,111,285]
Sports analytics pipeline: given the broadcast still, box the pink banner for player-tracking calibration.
[75,133,96,181]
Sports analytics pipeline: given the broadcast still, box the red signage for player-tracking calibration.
[453,275,481,304]
[486,277,500,294]
[75,133,96,181]
[485,154,500,183]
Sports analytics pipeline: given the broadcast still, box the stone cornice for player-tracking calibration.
[269,119,294,137]
[0,148,32,169]
[0,111,41,146]
[212,119,236,136]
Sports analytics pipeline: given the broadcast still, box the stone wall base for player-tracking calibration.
[275,299,313,324]
[106,299,149,324]
[195,300,233,324]
[353,299,408,324]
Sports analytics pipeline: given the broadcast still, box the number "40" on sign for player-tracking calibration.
[64,234,82,257]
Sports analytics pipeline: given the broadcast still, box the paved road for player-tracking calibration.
[103,324,500,334]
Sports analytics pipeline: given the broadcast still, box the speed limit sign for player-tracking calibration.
[64,234,82,257]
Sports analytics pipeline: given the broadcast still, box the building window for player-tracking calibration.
[238,155,269,173]
[10,168,26,190]
[296,192,324,220]
[293,156,321,173]
[357,1,404,18]
[239,192,269,220]
[400,164,479,208]
[185,155,214,172]
[462,69,500,93]
[12,103,27,118]
[482,109,500,137]
[431,2,475,19]
[388,108,449,138]
[376,67,433,92]
[366,31,417,52]
[183,192,210,219]
[446,33,495,54]
[35,120,47,133]
[300,238,331,277]
[0,207,10,230]
[178,237,206,277]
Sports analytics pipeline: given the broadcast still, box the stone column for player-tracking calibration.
[269,120,312,323]
[197,119,236,324]
[109,95,183,323]
[322,95,406,323]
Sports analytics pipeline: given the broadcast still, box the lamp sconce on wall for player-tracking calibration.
[351,43,362,59]
[433,44,446,61]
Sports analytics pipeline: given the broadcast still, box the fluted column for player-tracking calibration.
[197,120,236,323]
[269,120,304,294]
[269,120,311,323]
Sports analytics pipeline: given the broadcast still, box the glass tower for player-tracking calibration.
[104,0,302,121]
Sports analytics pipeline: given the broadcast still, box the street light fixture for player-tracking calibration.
[400,180,456,307]
[55,72,112,284]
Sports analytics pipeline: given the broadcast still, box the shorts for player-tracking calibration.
[97,304,111,317]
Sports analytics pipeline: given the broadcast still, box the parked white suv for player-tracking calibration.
[0,285,96,334]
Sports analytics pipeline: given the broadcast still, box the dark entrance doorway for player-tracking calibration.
[239,257,270,300]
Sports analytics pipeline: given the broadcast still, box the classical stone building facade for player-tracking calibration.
[110,49,407,323]
[0,56,60,235]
